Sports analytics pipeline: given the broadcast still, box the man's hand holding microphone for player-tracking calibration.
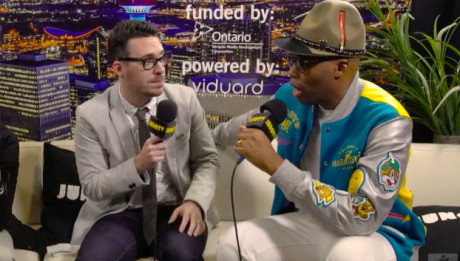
[135,136,166,174]
[134,99,177,174]
[235,99,288,175]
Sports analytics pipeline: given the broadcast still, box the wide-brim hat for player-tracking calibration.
[274,0,366,57]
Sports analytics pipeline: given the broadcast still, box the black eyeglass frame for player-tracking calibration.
[118,55,166,70]
[286,54,344,73]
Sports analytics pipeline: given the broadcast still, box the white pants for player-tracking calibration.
[0,230,14,261]
[217,212,396,261]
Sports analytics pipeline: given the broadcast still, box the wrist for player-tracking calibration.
[184,200,204,216]
[134,155,145,174]
[265,157,283,176]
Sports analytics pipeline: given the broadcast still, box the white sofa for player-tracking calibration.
[11,140,460,261]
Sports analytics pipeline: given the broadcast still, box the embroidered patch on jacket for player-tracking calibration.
[280,109,300,134]
[313,180,335,207]
[351,196,376,221]
[277,135,294,146]
[279,119,292,133]
[332,145,360,171]
[377,152,401,191]
[348,169,365,194]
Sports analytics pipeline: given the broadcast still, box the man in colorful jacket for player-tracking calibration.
[212,1,425,260]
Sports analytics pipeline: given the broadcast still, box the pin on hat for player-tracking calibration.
[274,0,366,57]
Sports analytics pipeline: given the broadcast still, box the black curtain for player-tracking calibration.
[409,0,460,142]
[410,0,460,49]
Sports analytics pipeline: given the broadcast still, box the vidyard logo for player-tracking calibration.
[193,22,214,41]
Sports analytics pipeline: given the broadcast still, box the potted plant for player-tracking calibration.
[361,0,460,143]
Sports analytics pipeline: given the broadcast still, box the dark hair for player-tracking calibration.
[108,20,159,62]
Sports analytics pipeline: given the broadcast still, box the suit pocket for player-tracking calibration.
[175,132,185,140]
[174,132,189,145]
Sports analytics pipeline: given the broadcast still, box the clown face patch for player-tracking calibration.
[313,180,336,207]
[377,152,401,191]
[351,196,376,221]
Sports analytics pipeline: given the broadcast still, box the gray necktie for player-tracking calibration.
[135,108,157,245]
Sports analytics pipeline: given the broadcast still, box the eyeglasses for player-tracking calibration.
[118,55,167,70]
[287,54,338,73]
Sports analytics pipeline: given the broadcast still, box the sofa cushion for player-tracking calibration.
[412,205,460,261]
[213,145,275,221]
[40,143,85,243]
[203,221,234,261]
[14,249,40,261]
[14,142,44,225]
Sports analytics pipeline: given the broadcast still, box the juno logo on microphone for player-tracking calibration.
[248,115,276,139]
[264,120,276,139]
[247,113,277,140]
[149,121,175,134]
[149,100,177,140]
[149,117,176,140]
[165,126,175,134]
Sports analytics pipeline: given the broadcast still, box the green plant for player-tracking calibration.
[361,0,460,136]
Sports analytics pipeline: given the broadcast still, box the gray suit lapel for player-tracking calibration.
[109,83,137,158]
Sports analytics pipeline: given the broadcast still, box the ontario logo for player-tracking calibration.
[332,145,360,171]
[193,22,214,41]
[377,152,401,191]
[192,21,252,43]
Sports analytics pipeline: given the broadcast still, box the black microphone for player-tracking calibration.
[148,100,178,140]
[236,99,287,164]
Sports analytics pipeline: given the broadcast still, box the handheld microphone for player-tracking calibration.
[236,99,287,164]
[149,100,178,140]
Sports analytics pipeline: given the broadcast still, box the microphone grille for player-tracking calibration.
[157,100,177,123]
[260,99,287,124]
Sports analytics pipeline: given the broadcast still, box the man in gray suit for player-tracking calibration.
[72,20,219,261]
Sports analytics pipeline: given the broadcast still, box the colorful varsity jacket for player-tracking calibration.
[270,77,425,260]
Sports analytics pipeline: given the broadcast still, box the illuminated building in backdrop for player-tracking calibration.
[119,0,156,21]
[69,74,109,135]
[43,26,104,74]
[167,46,197,84]
[0,53,71,141]
[87,29,108,80]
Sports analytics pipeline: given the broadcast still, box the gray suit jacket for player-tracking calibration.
[71,82,219,244]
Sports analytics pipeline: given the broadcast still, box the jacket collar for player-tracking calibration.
[321,72,364,123]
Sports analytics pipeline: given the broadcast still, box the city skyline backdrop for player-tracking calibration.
[0,0,409,141]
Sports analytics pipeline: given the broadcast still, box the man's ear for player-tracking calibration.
[334,59,349,79]
[112,61,123,77]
